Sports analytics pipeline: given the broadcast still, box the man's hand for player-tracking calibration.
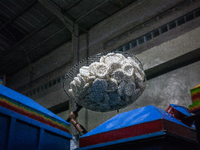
[68,111,87,134]
[69,111,78,120]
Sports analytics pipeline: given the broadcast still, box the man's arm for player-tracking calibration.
[69,111,87,134]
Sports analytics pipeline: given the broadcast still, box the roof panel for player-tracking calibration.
[0,3,15,19]
[65,0,74,4]
[14,16,35,32]
[77,9,108,29]
[1,0,22,14]
[0,0,138,77]
[26,28,71,61]
[34,2,54,18]
[0,47,24,66]
[0,47,5,51]
[0,40,8,51]
[29,6,49,22]
[0,33,14,46]
[67,1,89,19]
[0,22,26,43]
[99,2,120,15]
[2,62,24,75]
[122,0,136,5]
[11,0,28,8]
[20,12,42,28]
[12,20,30,33]
[21,19,66,50]
[82,0,105,10]
[51,0,69,9]
[67,0,105,19]
[21,0,35,4]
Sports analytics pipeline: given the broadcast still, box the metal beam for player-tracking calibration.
[39,0,88,33]
[64,0,82,10]
[0,16,57,59]
[39,0,74,33]
[76,0,109,22]
[0,0,38,31]
[48,101,69,114]
[0,25,68,75]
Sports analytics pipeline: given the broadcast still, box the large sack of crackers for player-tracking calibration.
[65,52,146,112]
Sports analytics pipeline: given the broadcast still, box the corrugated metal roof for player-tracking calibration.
[0,0,137,77]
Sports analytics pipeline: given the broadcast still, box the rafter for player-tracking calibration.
[39,0,74,33]
[76,0,109,22]
[0,0,37,31]
[0,16,57,58]
[0,25,68,74]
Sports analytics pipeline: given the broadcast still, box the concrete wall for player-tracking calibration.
[76,25,200,130]
[60,3,200,131]
[7,0,200,132]
[77,60,200,131]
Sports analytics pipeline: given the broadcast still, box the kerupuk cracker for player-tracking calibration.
[68,53,145,111]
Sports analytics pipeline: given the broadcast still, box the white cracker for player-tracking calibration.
[130,89,141,102]
[95,63,109,78]
[79,66,90,77]
[77,74,86,86]
[83,83,90,90]
[104,92,110,104]
[86,86,93,94]
[74,77,82,88]
[89,92,104,102]
[137,68,145,79]
[108,62,121,74]
[70,80,79,93]
[87,76,96,83]
[117,81,126,96]
[122,63,134,77]
[108,92,121,105]
[124,81,136,96]
[89,62,100,76]
[106,78,118,92]
[135,78,145,90]
[106,53,115,56]
[125,95,130,103]
[104,53,122,65]
[115,53,125,61]
[124,74,135,83]
[79,90,88,99]
[100,104,110,111]
[127,57,141,70]
[89,103,99,111]
[68,89,74,97]
[134,69,144,81]
[111,68,124,83]
[100,56,106,63]
[91,78,107,92]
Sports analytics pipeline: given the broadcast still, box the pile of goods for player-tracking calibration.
[188,84,200,113]
[67,52,146,111]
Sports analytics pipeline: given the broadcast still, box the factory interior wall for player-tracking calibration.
[6,0,200,132]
